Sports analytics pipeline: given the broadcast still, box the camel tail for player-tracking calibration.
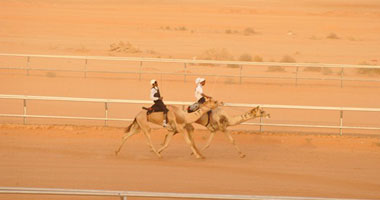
[125,118,137,133]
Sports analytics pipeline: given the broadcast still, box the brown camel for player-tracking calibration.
[114,98,220,159]
[160,106,270,158]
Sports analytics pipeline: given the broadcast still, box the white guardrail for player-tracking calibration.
[1,53,380,86]
[1,94,380,135]
[0,187,371,200]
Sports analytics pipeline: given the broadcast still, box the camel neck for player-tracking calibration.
[228,110,256,126]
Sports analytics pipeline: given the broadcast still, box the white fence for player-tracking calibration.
[1,94,380,135]
[0,187,369,200]
[1,53,380,86]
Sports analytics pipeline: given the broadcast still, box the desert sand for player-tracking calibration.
[1,0,380,199]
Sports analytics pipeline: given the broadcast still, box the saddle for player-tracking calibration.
[187,102,200,113]
[187,102,212,126]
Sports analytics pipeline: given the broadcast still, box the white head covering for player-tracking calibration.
[195,77,205,85]
[195,78,200,84]
[150,79,157,85]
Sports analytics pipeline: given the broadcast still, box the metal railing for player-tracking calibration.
[1,94,380,135]
[0,187,369,200]
[1,53,380,86]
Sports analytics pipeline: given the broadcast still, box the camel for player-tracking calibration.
[114,98,221,159]
[160,106,270,158]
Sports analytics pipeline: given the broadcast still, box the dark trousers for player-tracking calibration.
[152,100,169,114]
[197,97,206,104]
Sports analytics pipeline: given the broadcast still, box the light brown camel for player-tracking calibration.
[114,98,220,159]
[160,106,270,158]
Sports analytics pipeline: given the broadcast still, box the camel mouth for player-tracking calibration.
[265,114,271,119]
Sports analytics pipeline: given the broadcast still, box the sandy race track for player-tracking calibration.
[1,0,380,200]
[1,124,380,200]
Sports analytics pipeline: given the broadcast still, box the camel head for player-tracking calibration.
[250,106,270,119]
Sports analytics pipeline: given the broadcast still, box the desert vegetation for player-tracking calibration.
[267,66,286,72]
[356,62,380,76]
[225,27,257,36]
[266,55,296,72]
[109,41,142,54]
[326,32,340,40]
[160,26,192,32]
[280,55,296,63]
[238,53,253,62]
[198,48,234,61]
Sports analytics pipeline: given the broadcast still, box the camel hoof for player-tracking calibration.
[240,154,246,158]
[156,153,163,158]
[195,154,205,159]
[115,151,119,156]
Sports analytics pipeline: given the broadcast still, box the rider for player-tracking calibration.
[195,77,212,104]
[150,79,168,127]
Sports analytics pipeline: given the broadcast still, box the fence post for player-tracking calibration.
[259,116,262,132]
[295,66,299,86]
[26,56,30,76]
[139,61,143,80]
[23,99,27,124]
[84,59,88,78]
[239,65,243,84]
[340,67,344,88]
[339,110,343,136]
[105,102,108,126]
[184,63,187,82]
[120,196,127,200]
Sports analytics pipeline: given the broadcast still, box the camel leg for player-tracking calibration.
[200,131,216,152]
[161,133,169,146]
[158,112,180,154]
[115,129,138,155]
[141,126,162,158]
[115,120,140,155]
[181,126,204,159]
[158,131,175,153]
[223,130,246,158]
[135,114,162,158]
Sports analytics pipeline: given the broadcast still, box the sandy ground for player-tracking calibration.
[1,0,380,199]
[0,124,380,200]
[0,0,380,64]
